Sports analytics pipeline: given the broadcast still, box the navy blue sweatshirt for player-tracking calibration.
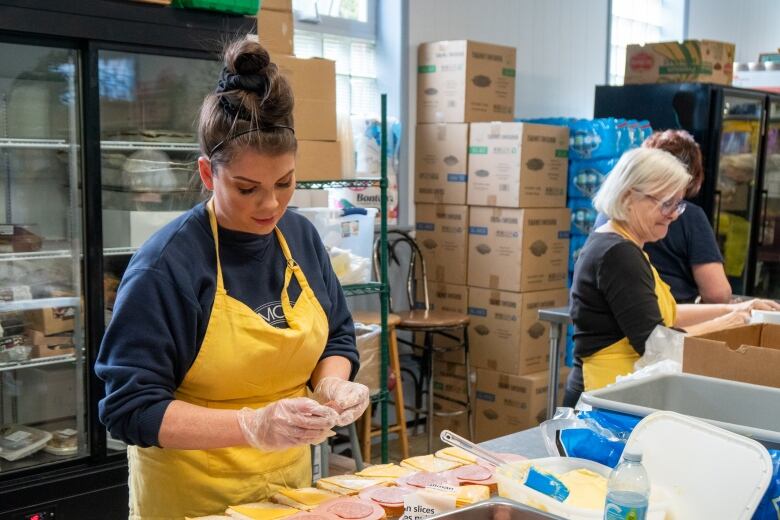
[96,202,358,448]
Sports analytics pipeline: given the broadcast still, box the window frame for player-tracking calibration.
[606,0,687,85]
[293,0,376,41]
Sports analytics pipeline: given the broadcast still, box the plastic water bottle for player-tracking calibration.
[603,448,650,520]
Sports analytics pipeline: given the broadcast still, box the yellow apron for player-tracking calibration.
[127,200,330,519]
[582,222,677,391]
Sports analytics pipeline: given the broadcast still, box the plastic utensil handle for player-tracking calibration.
[439,429,509,467]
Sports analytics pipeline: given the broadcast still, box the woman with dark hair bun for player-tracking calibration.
[95,38,367,518]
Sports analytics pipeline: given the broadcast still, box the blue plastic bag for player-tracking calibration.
[753,449,780,520]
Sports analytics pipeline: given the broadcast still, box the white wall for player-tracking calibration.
[687,0,780,63]
[403,0,609,222]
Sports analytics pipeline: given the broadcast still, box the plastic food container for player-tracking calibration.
[624,411,773,519]
[495,457,668,520]
[0,425,52,461]
[581,372,780,445]
[295,207,378,283]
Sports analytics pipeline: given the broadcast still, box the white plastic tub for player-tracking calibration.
[295,207,377,284]
[495,457,668,520]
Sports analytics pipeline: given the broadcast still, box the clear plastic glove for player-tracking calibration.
[730,298,780,313]
[313,377,370,426]
[237,397,338,451]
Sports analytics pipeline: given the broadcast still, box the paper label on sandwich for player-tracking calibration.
[401,489,456,520]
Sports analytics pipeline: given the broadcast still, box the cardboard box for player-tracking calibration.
[260,0,291,11]
[467,207,570,292]
[275,55,337,141]
[467,122,569,208]
[433,398,472,440]
[415,204,468,285]
[475,367,569,442]
[433,360,476,403]
[624,40,735,86]
[25,329,75,358]
[258,8,294,56]
[683,324,780,388]
[24,308,75,336]
[468,287,568,374]
[296,140,342,181]
[417,40,516,123]
[415,124,469,204]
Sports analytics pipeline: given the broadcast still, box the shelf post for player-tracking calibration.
[379,94,389,463]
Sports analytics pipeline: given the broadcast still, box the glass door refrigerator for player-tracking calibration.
[755,95,780,298]
[594,83,770,296]
[0,39,86,475]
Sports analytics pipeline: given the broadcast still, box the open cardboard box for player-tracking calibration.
[683,324,780,388]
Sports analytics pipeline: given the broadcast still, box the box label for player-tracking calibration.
[469,146,488,155]
[555,149,568,158]
[447,174,467,183]
[418,65,436,73]
[468,306,487,317]
[416,222,435,231]
[502,68,516,77]
[469,226,488,235]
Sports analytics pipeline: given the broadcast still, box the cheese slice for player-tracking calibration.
[225,503,298,520]
[400,455,463,473]
[434,447,477,465]
[273,488,340,510]
[186,516,232,519]
[355,464,414,479]
[316,475,391,495]
[454,485,491,508]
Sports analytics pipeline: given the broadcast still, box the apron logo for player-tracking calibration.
[254,300,295,327]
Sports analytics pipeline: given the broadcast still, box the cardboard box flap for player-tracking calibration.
[696,324,763,349]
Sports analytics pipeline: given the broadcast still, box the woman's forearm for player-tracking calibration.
[158,400,245,449]
[311,355,352,388]
[675,303,730,328]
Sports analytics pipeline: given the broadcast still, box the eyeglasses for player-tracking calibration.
[634,190,687,217]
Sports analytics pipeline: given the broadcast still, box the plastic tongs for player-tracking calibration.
[439,429,509,467]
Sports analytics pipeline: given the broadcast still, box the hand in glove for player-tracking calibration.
[313,376,370,426]
[237,397,338,451]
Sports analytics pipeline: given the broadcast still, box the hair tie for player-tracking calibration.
[215,66,269,119]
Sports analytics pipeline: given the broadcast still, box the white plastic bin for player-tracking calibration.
[496,457,668,520]
[294,207,377,284]
[352,323,382,396]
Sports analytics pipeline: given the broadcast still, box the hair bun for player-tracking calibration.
[226,39,272,76]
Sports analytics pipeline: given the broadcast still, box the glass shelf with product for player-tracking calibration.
[99,50,222,331]
[0,41,87,474]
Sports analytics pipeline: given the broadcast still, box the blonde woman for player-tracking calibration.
[565,147,780,405]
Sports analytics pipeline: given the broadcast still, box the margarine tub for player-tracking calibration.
[495,457,669,520]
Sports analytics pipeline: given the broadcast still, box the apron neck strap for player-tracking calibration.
[611,220,643,247]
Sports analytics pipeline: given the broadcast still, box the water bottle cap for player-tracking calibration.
[623,448,643,462]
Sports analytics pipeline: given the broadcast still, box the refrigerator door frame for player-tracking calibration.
[709,86,768,295]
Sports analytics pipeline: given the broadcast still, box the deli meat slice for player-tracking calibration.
[404,472,453,489]
[315,498,386,520]
[360,487,412,507]
[451,465,492,482]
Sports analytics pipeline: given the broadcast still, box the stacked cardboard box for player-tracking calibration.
[413,40,572,441]
[257,0,341,180]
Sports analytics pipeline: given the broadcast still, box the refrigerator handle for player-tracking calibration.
[713,189,722,236]
[758,189,769,246]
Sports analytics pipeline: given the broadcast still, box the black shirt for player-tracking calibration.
[593,202,723,303]
[567,232,665,394]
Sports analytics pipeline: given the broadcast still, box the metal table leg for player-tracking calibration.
[546,322,562,420]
